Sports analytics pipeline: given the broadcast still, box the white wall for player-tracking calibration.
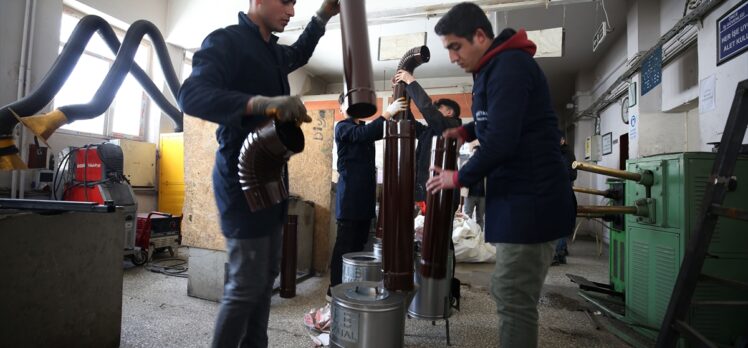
[697,0,748,148]
[570,0,748,237]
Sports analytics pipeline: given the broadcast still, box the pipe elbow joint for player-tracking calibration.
[238,120,305,212]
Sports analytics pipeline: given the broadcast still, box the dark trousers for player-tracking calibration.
[329,219,371,287]
[211,230,282,348]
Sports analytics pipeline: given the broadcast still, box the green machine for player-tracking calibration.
[606,178,626,294]
[623,152,748,345]
[571,153,748,346]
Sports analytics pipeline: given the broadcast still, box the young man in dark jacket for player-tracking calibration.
[177,1,339,346]
[394,70,462,206]
[426,3,574,347]
[328,97,406,299]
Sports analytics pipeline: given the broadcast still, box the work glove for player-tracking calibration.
[383,97,407,119]
[316,0,340,25]
[249,95,312,125]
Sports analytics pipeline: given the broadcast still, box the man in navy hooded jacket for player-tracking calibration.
[426,3,574,347]
[177,0,339,347]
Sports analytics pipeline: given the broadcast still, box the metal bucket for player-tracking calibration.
[342,252,382,284]
[408,251,454,320]
[330,281,406,348]
[372,241,382,262]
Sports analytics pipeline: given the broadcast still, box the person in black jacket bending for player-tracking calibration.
[464,145,486,230]
[552,136,578,265]
[393,70,462,210]
[327,96,407,299]
[177,1,339,347]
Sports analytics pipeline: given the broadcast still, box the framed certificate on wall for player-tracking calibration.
[602,132,613,156]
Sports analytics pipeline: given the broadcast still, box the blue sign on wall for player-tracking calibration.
[718,0,748,66]
[641,47,662,96]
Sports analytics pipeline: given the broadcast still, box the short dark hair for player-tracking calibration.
[435,2,494,41]
[435,98,461,118]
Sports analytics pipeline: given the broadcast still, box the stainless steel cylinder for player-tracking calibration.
[372,241,382,262]
[342,252,382,284]
[408,251,454,320]
[331,282,406,348]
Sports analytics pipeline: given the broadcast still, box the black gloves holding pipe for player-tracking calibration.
[248,95,312,125]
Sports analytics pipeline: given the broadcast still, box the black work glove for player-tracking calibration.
[249,95,312,125]
[316,0,340,24]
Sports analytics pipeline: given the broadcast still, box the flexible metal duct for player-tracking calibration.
[238,121,304,212]
[419,136,458,279]
[391,46,430,121]
[339,0,377,118]
[0,15,182,136]
[381,45,430,292]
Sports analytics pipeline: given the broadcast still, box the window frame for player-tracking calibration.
[56,7,153,141]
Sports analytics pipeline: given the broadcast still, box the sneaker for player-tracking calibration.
[551,255,561,266]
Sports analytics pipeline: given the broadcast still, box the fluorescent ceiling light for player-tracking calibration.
[526,27,564,58]
[378,32,428,61]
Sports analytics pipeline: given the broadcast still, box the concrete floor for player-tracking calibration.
[121,237,629,347]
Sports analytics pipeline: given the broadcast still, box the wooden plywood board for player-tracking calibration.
[289,107,335,272]
[181,115,224,251]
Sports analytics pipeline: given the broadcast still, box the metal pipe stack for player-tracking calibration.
[381,46,430,292]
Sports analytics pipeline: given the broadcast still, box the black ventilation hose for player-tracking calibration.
[59,19,182,130]
[0,15,182,135]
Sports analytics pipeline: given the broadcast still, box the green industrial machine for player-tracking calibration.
[606,178,626,294]
[623,152,748,345]
[570,152,748,347]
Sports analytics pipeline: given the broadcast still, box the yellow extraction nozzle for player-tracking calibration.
[11,108,68,146]
[0,137,28,171]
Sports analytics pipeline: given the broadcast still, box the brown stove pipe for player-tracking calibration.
[381,45,430,292]
[339,0,377,118]
[280,214,298,298]
[419,136,458,279]
[238,120,304,212]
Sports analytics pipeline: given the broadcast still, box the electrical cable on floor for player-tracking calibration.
[145,258,188,278]
[589,218,623,234]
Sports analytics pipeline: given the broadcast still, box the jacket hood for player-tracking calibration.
[474,28,536,73]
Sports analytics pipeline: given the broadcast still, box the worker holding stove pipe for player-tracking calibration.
[426,2,574,347]
[178,0,339,347]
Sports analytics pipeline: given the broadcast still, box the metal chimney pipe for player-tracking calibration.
[280,214,298,298]
[339,0,377,118]
[381,45,430,292]
[420,136,458,279]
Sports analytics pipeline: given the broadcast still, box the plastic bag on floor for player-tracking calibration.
[304,303,331,346]
[452,212,495,263]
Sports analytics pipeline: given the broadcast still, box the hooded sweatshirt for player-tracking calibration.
[455,28,574,244]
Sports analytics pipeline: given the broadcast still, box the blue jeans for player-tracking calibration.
[463,196,486,230]
[212,230,282,348]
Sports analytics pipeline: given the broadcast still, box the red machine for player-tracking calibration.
[135,212,182,263]
[59,143,142,264]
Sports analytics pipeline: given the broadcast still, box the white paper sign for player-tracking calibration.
[629,114,638,141]
[699,75,716,113]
